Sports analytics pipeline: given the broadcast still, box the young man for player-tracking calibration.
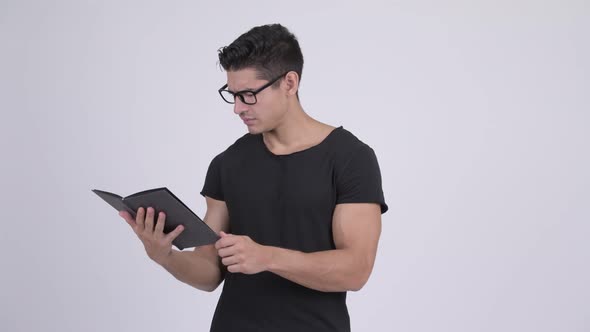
[119,24,388,332]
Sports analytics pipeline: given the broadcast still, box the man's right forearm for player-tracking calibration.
[159,246,223,292]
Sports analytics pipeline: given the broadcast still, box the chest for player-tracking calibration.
[224,154,336,212]
[218,143,345,250]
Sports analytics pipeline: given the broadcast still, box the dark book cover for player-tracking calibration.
[92,187,219,250]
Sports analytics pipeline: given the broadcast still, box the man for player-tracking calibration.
[119,23,388,332]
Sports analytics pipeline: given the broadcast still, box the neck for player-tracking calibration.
[262,101,333,154]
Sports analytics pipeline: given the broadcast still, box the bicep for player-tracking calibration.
[203,196,230,233]
[332,203,382,268]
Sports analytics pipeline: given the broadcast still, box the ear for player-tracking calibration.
[282,71,300,96]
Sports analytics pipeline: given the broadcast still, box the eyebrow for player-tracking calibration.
[226,86,257,94]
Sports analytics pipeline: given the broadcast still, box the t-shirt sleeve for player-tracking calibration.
[336,144,388,214]
[200,153,225,201]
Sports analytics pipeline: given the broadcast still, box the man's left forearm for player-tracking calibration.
[265,246,372,292]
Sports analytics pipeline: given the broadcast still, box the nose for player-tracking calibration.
[233,97,249,115]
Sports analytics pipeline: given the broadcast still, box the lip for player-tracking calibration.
[242,118,256,125]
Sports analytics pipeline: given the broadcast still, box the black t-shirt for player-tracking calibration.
[200,126,388,332]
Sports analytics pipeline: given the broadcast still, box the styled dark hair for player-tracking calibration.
[218,24,304,88]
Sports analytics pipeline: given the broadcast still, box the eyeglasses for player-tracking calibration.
[218,71,289,105]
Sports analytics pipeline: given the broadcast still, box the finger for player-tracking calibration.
[144,207,155,233]
[119,211,136,228]
[135,207,145,231]
[217,246,237,258]
[221,255,239,266]
[220,231,229,237]
[164,225,184,242]
[215,236,237,250]
[154,211,166,235]
[227,264,240,273]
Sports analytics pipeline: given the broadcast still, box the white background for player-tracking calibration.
[1,0,588,331]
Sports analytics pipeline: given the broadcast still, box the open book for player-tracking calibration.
[92,187,219,250]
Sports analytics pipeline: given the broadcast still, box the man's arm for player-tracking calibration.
[216,203,382,292]
[160,196,229,292]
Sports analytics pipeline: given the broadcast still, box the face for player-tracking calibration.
[224,68,289,134]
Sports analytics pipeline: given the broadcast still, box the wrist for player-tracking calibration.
[264,246,277,272]
[157,249,177,268]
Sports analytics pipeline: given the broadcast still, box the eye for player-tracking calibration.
[240,91,257,104]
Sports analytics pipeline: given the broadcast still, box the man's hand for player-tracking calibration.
[119,207,184,265]
[215,232,272,274]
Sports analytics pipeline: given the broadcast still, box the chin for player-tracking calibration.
[245,120,272,135]
[246,125,263,135]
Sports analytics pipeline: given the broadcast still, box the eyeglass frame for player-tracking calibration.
[218,71,291,105]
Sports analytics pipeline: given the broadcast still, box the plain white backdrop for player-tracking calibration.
[1,0,588,331]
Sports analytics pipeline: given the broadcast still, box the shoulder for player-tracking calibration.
[328,126,377,166]
[227,132,260,153]
[330,127,388,213]
[209,132,261,165]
